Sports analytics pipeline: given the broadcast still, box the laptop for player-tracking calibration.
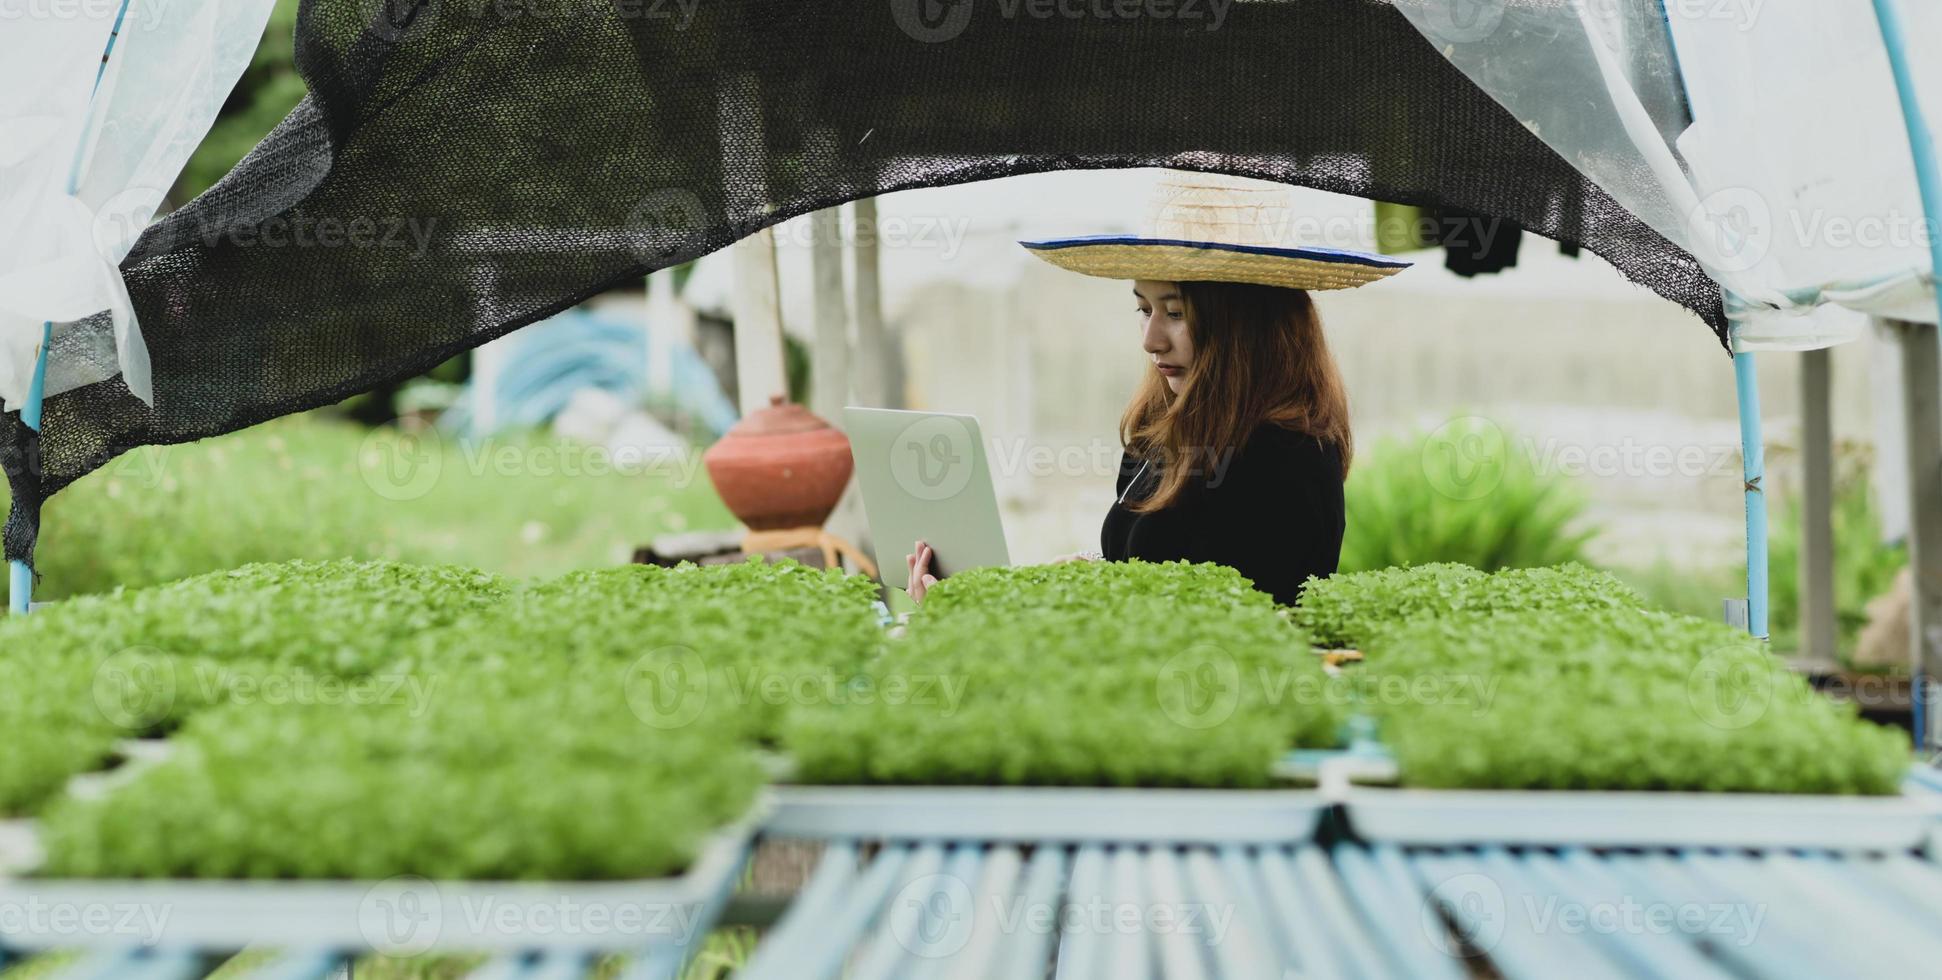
[842,406,1011,590]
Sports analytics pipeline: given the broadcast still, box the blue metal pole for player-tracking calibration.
[8,0,132,615]
[1733,350,1768,641]
[6,323,49,614]
[1871,3,1942,303]
[1871,0,1942,748]
[1654,7,1771,641]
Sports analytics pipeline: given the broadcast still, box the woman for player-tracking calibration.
[907,170,1411,605]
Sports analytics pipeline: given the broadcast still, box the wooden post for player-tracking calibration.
[851,197,893,408]
[1798,346,1837,662]
[1887,318,1942,749]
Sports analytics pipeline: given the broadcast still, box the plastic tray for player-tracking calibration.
[764,785,1327,845]
[0,794,770,953]
[1340,781,1942,851]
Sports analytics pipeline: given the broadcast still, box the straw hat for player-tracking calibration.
[1018,170,1411,290]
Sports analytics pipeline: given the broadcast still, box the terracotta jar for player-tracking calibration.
[702,393,854,530]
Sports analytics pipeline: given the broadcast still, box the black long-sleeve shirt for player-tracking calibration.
[1100,422,1345,606]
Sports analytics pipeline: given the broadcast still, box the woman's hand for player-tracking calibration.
[1049,550,1104,564]
[905,539,941,603]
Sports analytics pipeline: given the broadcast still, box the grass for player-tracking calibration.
[5,412,736,600]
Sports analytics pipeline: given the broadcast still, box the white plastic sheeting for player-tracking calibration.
[0,0,275,409]
[1393,0,1940,350]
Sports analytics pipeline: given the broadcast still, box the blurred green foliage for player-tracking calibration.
[1340,419,1595,574]
[1767,448,1908,658]
[174,0,303,203]
[4,412,736,600]
[785,332,812,405]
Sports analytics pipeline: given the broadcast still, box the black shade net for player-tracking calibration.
[2,0,1722,569]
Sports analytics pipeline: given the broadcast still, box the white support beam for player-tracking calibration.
[810,208,852,421]
[730,228,789,416]
[851,197,892,408]
[719,69,789,416]
[810,205,871,559]
[644,269,688,408]
[1798,346,1837,662]
[1887,318,1942,750]
[472,332,508,436]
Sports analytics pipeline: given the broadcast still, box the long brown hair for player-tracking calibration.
[1117,280,1352,513]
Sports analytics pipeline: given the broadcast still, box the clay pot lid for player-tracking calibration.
[722,392,833,438]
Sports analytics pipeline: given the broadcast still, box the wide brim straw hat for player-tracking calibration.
[1018,169,1411,290]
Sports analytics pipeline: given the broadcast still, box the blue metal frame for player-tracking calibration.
[728,828,1942,979]
[1871,0,1942,749]
[1870,1,1942,311]
[9,0,134,615]
[6,323,49,614]
[1654,2,1771,642]
[1734,350,1769,640]
[3,778,1939,978]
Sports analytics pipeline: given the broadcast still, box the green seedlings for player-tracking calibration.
[1293,561,1646,649]
[911,559,1282,622]
[1357,607,1910,794]
[37,689,764,880]
[786,561,1344,787]
[396,557,886,743]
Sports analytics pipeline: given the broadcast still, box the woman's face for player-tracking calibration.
[1133,279,1192,394]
